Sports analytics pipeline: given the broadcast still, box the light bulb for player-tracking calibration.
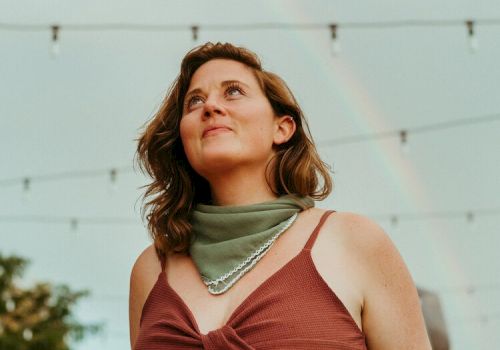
[50,41,60,58]
[399,130,410,156]
[70,218,78,232]
[22,177,31,202]
[329,24,341,56]
[50,25,60,59]
[466,285,475,295]
[466,20,478,54]
[466,211,476,233]
[108,168,118,195]
[331,40,341,56]
[468,35,478,53]
[390,215,398,229]
[191,25,199,43]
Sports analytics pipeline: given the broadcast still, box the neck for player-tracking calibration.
[206,167,278,206]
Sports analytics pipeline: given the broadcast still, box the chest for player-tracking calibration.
[166,228,363,335]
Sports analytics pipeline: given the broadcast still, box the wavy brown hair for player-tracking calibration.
[135,42,332,257]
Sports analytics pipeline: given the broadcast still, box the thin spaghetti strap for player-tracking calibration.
[303,210,336,251]
[160,254,166,273]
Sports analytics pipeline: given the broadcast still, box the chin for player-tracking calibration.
[192,150,245,176]
[202,141,242,160]
[204,152,240,168]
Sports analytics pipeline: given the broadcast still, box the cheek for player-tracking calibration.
[179,116,194,142]
[179,119,196,156]
[253,113,277,143]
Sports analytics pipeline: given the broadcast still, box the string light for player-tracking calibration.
[316,112,500,148]
[372,208,500,225]
[0,113,497,190]
[108,168,118,194]
[191,25,199,42]
[86,282,500,303]
[458,312,500,324]
[22,177,31,202]
[466,211,475,224]
[437,283,500,295]
[329,23,340,56]
[50,25,60,58]
[466,210,476,233]
[0,18,498,57]
[0,214,141,226]
[1,209,498,228]
[70,218,78,232]
[399,129,409,155]
[390,215,399,228]
[0,166,132,189]
[0,17,497,283]
[466,285,476,295]
[465,20,478,53]
[1,18,499,33]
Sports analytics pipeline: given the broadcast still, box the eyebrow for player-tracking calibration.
[184,80,250,103]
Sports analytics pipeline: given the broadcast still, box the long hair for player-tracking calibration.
[135,42,333,257]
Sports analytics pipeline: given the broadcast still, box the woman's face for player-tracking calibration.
[179,59,288,178]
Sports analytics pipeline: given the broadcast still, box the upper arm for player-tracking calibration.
[129,244,162,349]
[344,213,432,350]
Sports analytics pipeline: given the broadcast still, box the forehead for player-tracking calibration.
[188,59,258,88]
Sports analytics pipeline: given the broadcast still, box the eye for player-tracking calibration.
[186,95,204,108]
[225,83,244,97]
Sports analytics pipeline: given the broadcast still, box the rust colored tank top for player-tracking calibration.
[134,210,367,349]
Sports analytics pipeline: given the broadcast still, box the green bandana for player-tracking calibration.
[189,195,314,294]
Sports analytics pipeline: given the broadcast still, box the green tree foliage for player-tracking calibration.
[0,253,102,350]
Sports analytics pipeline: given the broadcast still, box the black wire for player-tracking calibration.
[0,18,499,32]
[317,112,500,147]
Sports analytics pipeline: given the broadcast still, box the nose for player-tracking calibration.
[203,94,225,119]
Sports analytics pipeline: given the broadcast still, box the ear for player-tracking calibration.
[273,115,296,145]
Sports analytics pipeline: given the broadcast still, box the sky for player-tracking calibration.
[1,1,499,349]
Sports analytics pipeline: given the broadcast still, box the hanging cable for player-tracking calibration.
[1,18,499,32]
[0,166,133,188]
[0,112,498,189]
[370,207,500,223]
[0,214,141,225]
[316,112,500,148]
[1,208,499,228]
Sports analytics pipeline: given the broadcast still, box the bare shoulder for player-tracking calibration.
[321,210,411,290]
[129,244,162,348]
[130,243,163,284]
[320,210,414,303]
[320,210,390,248]
[311,209,395,264]
[310,211,396,307]
[320,210,431,349]
[317,210,407,274]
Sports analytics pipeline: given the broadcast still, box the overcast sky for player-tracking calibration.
[1,1,499,349]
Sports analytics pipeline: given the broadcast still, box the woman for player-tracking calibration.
[129,42,431,349]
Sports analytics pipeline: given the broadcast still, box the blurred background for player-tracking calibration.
[1,0,499,349]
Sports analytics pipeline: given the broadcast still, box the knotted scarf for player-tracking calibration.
[189,195,314,294]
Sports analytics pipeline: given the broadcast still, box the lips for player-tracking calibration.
[202,125,232,138]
